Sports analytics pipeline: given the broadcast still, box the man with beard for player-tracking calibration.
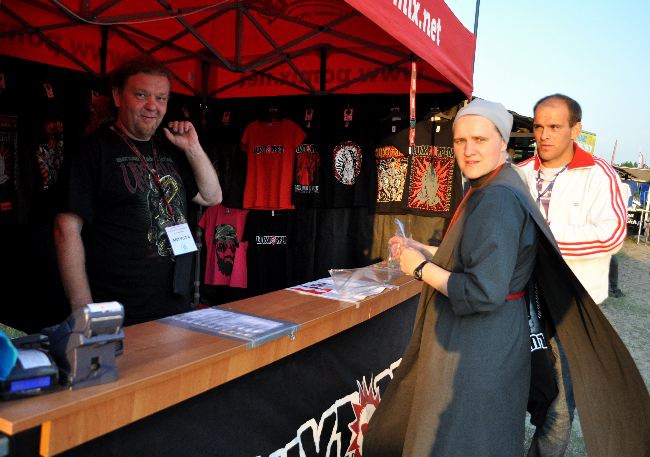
[214,224,239,277]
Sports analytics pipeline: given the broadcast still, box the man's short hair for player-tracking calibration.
[110,56,172,91]
[534,94,582,127]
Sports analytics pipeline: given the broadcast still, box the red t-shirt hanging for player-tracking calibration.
[198,205,249,288]
[241,119,306,210]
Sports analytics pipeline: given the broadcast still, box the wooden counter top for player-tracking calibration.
[0,276,421,456]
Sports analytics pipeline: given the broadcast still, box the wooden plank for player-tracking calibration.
[0,276,421,455]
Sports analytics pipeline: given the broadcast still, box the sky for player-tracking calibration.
[444,0,650,166]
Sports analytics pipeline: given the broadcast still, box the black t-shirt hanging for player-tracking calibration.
[404,119,462,218]
[320,112,376,209]
[243,210,291,295]
[0,66,18,220]
[374,119,429,214]
[20,80,67,224]
[292,128,322,208]
[205,110,246,209]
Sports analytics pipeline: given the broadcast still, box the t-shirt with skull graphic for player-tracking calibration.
[198,205,248,288]
[320,114,376,209]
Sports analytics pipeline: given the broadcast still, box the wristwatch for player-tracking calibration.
[413,260,429,281]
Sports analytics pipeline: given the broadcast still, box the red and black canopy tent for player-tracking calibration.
[0,0,475,99]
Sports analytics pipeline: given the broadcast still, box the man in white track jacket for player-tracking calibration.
[517,93,627,457]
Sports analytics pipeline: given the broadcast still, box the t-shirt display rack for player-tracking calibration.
[196,92,465,307]
[0,55,465,332]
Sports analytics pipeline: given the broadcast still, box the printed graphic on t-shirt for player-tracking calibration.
[256,234,288,245]
[333,140,362,185]
[213,223,240,277]
[147,173,186,257]
[0,116,17,191]
[407,146,455,213]
[254,144,285,154]
[199,205,248,288]
[294,143,320,194]
[242,119,305,210]
[375,145,408,203]
[36,120,64,190]
[118,155,186,257]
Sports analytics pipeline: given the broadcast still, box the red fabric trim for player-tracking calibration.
[528,142,594,171]
[506,291,525,300]
[445,187,473,236]
[473,164,504,190]
[567,143,595,170]
[516,156,535,168]
[445,165,504,235]
[556,158,627,254]
[560,246,625,256]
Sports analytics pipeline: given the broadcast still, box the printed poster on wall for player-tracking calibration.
[0,115,17,213]
[575,130,597,155]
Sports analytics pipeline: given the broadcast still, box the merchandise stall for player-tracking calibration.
[0,0,476,325]
[614,166,650,243]
[0,1,476,455]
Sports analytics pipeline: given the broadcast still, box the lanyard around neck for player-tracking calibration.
[111,125,177,222]
[536,164,568,205]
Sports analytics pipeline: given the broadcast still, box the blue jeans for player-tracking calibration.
[528,337,576,457]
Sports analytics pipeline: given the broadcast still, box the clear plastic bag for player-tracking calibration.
[387,217,409,269]
[329,264,403,300]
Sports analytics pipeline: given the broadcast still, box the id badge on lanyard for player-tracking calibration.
[165,223,198,256]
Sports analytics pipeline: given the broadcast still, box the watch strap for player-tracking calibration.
[413,260,429,281]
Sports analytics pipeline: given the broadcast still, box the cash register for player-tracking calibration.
[0,334,58,400]
[43,301,125,389]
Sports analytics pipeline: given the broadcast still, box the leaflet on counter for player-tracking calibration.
[287,277,393,303]
[159,307,299,348]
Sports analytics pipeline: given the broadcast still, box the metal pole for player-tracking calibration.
[638,189,650,244]
[320,46,327,93]
[100,26,108,75]
[473,0,481,36]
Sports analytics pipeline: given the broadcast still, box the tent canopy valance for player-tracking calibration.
[614,166,650,183]
[0,0,475,98]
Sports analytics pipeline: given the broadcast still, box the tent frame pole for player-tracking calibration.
[100,26,108,75]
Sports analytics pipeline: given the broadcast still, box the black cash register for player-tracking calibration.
[0,346,58,400]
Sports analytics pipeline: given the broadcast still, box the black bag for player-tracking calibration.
[526,278,559,426]
[173,252,194,297]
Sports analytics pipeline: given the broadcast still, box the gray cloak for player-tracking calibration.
[363,164,650,457]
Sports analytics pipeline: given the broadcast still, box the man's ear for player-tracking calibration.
[570,121,582,141]
[112,87,121,109]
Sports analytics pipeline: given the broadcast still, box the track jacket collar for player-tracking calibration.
[533,143,594,171]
